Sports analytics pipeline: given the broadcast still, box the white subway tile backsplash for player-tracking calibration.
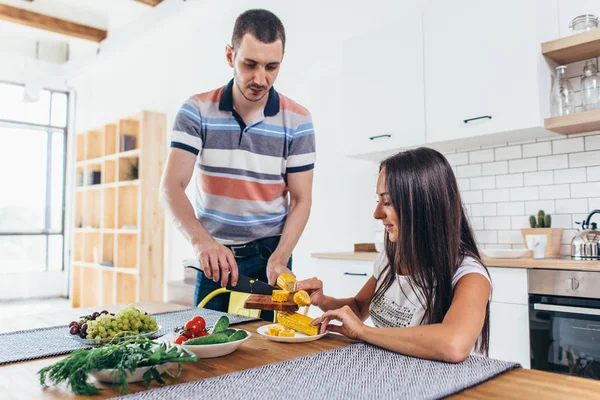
[496,173,524,188]
[551,214,573,229]
[569,150,600,168]
[588,166,600,181]
[510,187,539,201]
[554,168,586,184]
[482,161,508,176]
[511,216,531,229]
[471,203,497,217]
[469,149,494,164]
[484,217,511,230]
[539,184,571,200]
[445,152,469,166]
[509,158,537,173]
[522,142,552,158]
[497,201,525,216]
[484,189,510,203]
[457,178,470,191]
[585,135,600,151]
[590,198,600,209]
[524,171,554,187]
[525,200,555,215]
[470,176,495,190]
[457,164,482,178]
[495,145,522,161]
[538,154,569,171]
[572,182,600,198]
[552,138,584,155]
[462,190,483,204]
[555,198,589,214]
[475,230,498,244]
[498,230,523,244]
[469,217,484,230]
[561,230,577,245]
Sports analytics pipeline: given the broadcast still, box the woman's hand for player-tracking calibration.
[311,305,365,340]
[295,277,326,306]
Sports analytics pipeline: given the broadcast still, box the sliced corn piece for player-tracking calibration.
[276,273,296,292]
[272,289,290,303]
[267,324,283,336]
[293,290,311,307]
[278,328,295,337]
[276,311,320,336]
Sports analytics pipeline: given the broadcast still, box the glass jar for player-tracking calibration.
[569,14,599,34]
[581,60,600,111]
[550,66,575,117]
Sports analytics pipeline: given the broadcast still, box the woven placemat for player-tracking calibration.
[110,343,519,400]
[0,308,259,365]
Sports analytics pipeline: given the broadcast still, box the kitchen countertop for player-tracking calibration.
[1,302,600,399]
[311,252,600,271]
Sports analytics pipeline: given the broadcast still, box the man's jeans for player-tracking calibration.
[194,236,292,322]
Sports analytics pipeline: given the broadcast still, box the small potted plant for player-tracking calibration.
[521,210,563,257]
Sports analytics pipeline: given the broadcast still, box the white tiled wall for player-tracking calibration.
[445,132,600,255]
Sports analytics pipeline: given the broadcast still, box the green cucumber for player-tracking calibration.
[227,330,248,342]
[212,316,230,333]
[185,332,230,345]
[219,328,237,337]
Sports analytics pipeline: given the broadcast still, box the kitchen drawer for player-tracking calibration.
[313,259,374,300]
[488,267,528,305]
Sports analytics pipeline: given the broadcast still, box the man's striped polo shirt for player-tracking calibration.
[171,79,316,244]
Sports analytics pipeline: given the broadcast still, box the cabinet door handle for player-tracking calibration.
[463,115,492,124]
[369,134,391,140]
[344,272,368,276]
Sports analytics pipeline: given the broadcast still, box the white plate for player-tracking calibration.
[65,325,162,345]
[482,249,530,259]
[173,330,251,358]
[257,324,328,343]
[91,363,170,383]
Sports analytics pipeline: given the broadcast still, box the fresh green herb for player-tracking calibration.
[38,337,199,396]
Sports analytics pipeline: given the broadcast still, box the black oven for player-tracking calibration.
[529,269,600,380]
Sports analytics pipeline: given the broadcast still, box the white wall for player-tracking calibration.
[69,0,408,291]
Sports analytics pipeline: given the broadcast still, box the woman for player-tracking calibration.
[298,147,491,363]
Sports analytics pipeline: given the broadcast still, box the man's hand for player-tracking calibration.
[295,277,326,306]
[266,256,294,286]
[192,239,238,287]
[311,305,365,339]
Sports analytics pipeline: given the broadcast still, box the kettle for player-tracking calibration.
[571,209,600,259]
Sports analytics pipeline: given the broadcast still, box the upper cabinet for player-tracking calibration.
[340,2,426,157]
[423,0,559,144]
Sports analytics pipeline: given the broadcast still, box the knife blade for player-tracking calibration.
[182,259,279,295]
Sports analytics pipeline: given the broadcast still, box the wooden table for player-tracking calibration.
[1,302,599,400]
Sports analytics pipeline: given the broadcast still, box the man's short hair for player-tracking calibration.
[232,9,286,51]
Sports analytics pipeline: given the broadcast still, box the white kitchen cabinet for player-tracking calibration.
[489,302,531,368]
[423,0,558,144]
[558,0,600,38]
[340,2,426,157]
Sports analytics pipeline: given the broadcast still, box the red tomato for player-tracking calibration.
[193,317,206,332]
[199,331,209,337]
[181,328,193,338]
[185,321,203,337]
[174,335,189,345]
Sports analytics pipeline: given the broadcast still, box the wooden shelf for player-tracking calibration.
[70,111,165,308]
[544,108,600,135]
[542,29,600,65]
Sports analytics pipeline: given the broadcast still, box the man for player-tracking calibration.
[160,9,315,320]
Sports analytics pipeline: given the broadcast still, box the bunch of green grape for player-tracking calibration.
[85,304,158,340]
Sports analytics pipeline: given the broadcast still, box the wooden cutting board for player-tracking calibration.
[244,294,299,312]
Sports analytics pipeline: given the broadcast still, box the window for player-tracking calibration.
[0,81,68,273]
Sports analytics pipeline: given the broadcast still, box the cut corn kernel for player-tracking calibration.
[267,324,284,336]
[293,290,311,307]
[278,328,295,337]
[276,311,320,336]
[276,273,296,292]
[272,290,290,303]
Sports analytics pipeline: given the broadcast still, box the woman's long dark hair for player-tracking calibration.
[372,147,490,354]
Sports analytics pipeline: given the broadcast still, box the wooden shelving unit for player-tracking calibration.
[542,29,600,135]
[70,111,166,308]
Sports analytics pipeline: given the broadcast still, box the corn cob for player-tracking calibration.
[276,311,320,336]
[276,273,296,292]
[272,290,290,303]
[278,328,295,337]
[267,324,283,336]
[293,290,311,307]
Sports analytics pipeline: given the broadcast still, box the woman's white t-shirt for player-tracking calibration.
[369,252,490,328]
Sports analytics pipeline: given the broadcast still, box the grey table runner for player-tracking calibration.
[0,308,259,365]
[110,342,519,400]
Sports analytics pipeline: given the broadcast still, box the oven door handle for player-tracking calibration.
[533,303,600,316]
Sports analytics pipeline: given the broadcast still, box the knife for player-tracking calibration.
[182,259,279,295]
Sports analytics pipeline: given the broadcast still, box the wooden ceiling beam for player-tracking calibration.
[0,4,107,42]
[133,0,165,6]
